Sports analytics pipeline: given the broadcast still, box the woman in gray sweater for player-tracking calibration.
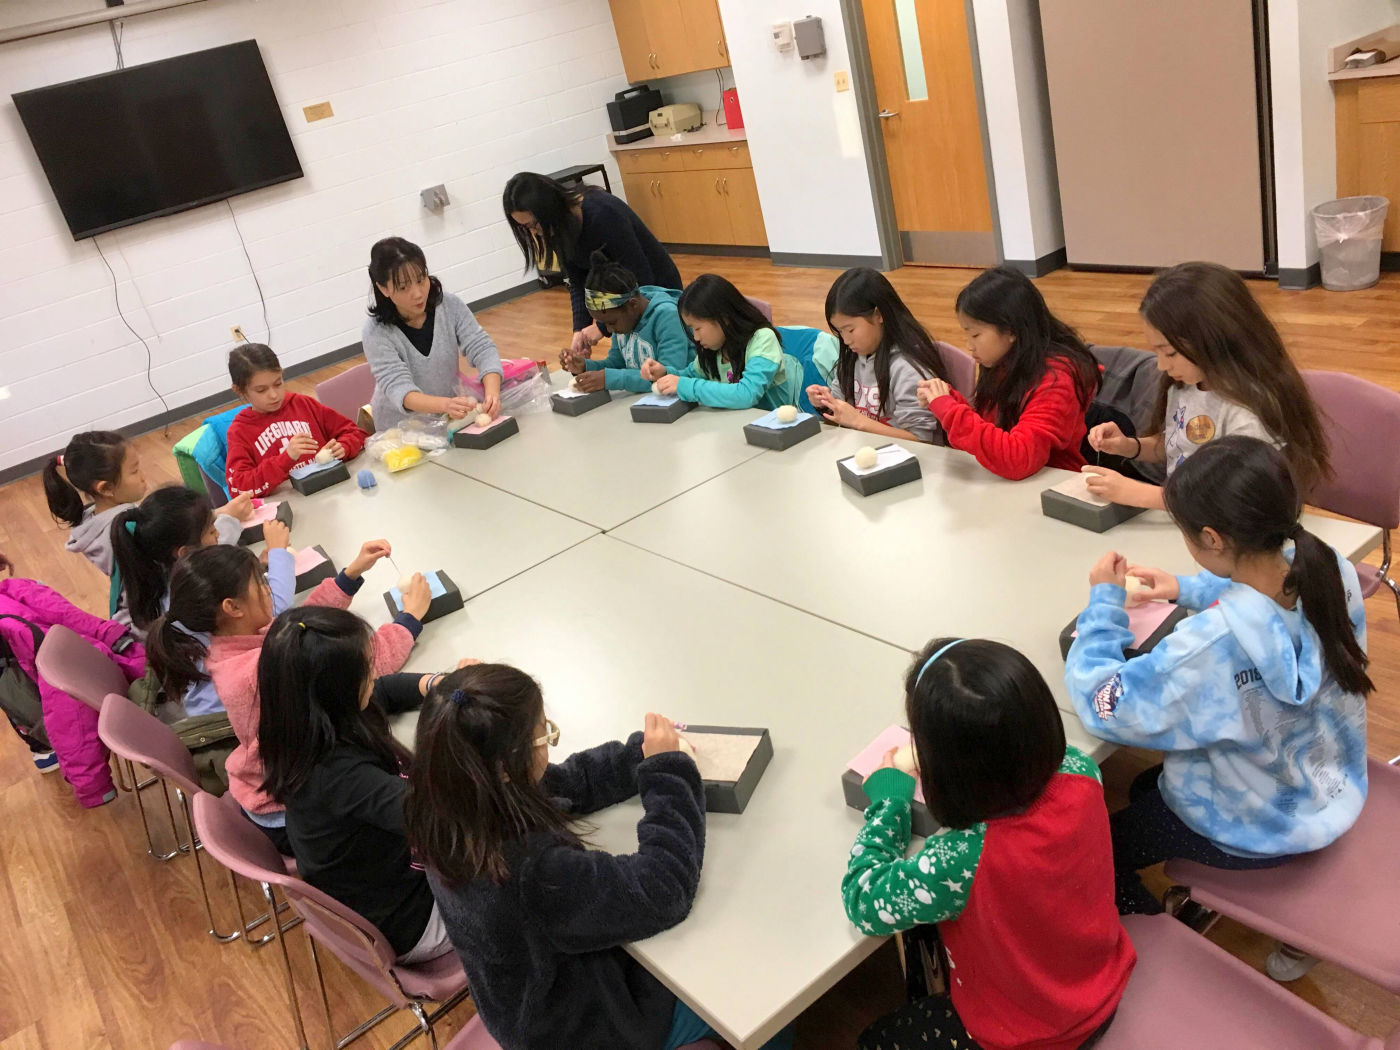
[362,238,503,431]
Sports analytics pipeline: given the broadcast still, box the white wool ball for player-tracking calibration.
[776,405,799,424]
[854,446,878,470]
[893,745,917,774]
[475,412,492,427]
[1125,575,1150,596]
[314,448,334,464]
[652,381,662,395]
[569,376,581,391]
[398,574,417,592]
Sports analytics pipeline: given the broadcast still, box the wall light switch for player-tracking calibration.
[834,70,850,92]
[302,101,334,122]
[420,185,450,212]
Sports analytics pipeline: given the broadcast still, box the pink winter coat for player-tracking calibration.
[0,578,145,807]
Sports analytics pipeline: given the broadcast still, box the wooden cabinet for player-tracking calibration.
[1335,76,1400,252]
[613,139,767,247]
[608,0,728,82]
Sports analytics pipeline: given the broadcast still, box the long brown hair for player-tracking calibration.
[405,664,583,885]
[1140,262,1330,493]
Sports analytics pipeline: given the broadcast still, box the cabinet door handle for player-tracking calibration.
[878,109,899,119]
[695,148,704,154]
[718,40,725,57]
[714,178,721,195]
[651,179,659,196]
[722,177,729,195]
[729,146,740,152]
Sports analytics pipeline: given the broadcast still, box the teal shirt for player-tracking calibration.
[674,329,804,411]
[583,286,693,393]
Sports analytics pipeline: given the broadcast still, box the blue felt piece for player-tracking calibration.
[289,458,341,480]
[388,570,447,608]
[635,393,681,407]
[752,408,814,431]
[356,469,377,488]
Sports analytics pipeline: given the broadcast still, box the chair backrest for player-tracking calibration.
[744,296,773,323]
[315,362,377,423]
[1090,345,1160,436]
[1303,370,1400,529]
[936,341,977,398]
[98,693,202,796]
[190,790,289,883]
[35,624,129,712]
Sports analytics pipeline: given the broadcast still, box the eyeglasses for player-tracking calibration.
[533,718,560,748]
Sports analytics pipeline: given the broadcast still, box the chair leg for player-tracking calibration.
[130,772,182,862]
[262,881,312,1050]
[179,790,241,943]
[158,778,192,857]
[307,936,339,1050]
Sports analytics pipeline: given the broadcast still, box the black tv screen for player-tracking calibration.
[12,40,303,240]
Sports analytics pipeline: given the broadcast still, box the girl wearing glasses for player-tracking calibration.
[405,664,795,1050]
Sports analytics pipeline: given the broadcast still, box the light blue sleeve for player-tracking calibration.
[581,342,654,393]
[1175,569,1232,610]
[1065,583,1243,750]
[651,306,694,379]
[266,547,297,616]
[677,353,777,409]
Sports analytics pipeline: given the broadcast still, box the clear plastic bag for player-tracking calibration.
[1312,196,1389,291]
[364,422,437,472]
[399,414,450,451]
[460,358,552,415]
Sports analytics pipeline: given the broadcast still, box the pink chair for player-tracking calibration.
[98,694,244,943]
[192,791,313,1050]
[936,340,977,398]
[315,362,376,425]
[745,295,774,322]
[1097,914,1392,1049]
[1302,369,1400,620]
[1162,756,1400,996]
[36,624,175,856]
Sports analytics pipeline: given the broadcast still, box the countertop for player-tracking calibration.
[607,125,747,153]
[1328,55,1400,81]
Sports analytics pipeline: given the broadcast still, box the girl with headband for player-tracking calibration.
[843,637,1134,1050]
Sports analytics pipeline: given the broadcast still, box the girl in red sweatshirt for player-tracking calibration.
[843,637,1134,1050]
[917,267,1100,480]
[224,344,368,497]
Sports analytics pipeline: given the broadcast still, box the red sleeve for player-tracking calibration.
[225,414,294,498]
[931,364,1085,481]
[306,395,369,460]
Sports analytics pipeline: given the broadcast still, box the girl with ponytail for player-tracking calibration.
[404,669,767,1050]
[1066,436,1371,916]
[45,431,147,580]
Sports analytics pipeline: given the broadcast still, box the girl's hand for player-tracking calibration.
[442,396,475,420]
[218,491,254,521]
[286,434,319,461]
[560,347,585,374]
[481,393,501,418]
[1089,550,1128,589]
[323,439,347,461]
[262,519,291,550]
[1081,467,1133,503]
[877,746,899,771]
[418,658,482,696]
[806,384,831,411]
[916,377,951,407]
[820,395,864,430]
[642,712,681,757]
[346,539,391,579]
[400,573,432,621]
[1126,565,1180,604]
[1087,422,1133,456]
[571,324,602,355]
[640,358,667,382]
[653,374,679,397]
[573,369,606,394]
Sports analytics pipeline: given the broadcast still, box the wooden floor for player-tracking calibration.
[1,258,1397,1049]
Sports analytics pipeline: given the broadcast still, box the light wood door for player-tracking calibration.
[1336,79,1400,251]
[720,168,767,246]
[622,172,671,241]
[862,0,993,262]
[643,0,689,77]
[682,0,729,73]
[609,0,654,83]
[664,170,733,244]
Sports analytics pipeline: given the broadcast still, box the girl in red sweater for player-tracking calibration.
[224,344,368,497]
[917,267,1100,479]
[843,637,1134,1050]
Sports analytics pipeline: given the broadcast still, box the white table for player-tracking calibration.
[430,373,770,530]
[386,536,924,1049]
[610,429,1383,714]
[267,455,597,615]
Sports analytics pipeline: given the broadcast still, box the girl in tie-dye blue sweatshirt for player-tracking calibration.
[1065,436,1371,914]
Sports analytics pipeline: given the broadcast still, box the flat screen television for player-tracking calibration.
[12,40,303,240]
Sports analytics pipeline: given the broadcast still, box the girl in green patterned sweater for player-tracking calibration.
[842,638,1136,1050]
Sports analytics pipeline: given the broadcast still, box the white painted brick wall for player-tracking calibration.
[0,0,630,472]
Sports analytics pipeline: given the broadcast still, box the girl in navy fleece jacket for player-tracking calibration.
[406,664,793,1050]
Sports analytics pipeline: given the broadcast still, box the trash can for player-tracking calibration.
[1312,195,1389,291]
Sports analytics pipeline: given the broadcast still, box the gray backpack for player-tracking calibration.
[0,615,51,751]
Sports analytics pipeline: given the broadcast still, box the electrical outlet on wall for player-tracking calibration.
[834,71,851,92]
[231,325,247,343]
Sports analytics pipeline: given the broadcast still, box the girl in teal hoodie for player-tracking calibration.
[643,273,803,411]
[560,251,693,394]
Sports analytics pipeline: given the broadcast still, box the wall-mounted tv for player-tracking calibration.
[12,40,303,240]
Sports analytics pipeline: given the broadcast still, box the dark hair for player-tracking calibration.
[367,237,444,325]
[111,485,215,630]
[1141,262,1330,493]
[43,431,129,528]
[228,343,282,389]
[146,545,262,699]
[905,637,1065,829]
[407,664,583,885]
[676,274,777,383]
[257,606,410,803]
[957,266,1101,429]
[583,249,639,299]
[1163,436,1371,696]
[503,171,586,271]
[825,267,950,416]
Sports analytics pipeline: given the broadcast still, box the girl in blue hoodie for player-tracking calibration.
[1066,436,1371,917]
[560,251,693,394]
